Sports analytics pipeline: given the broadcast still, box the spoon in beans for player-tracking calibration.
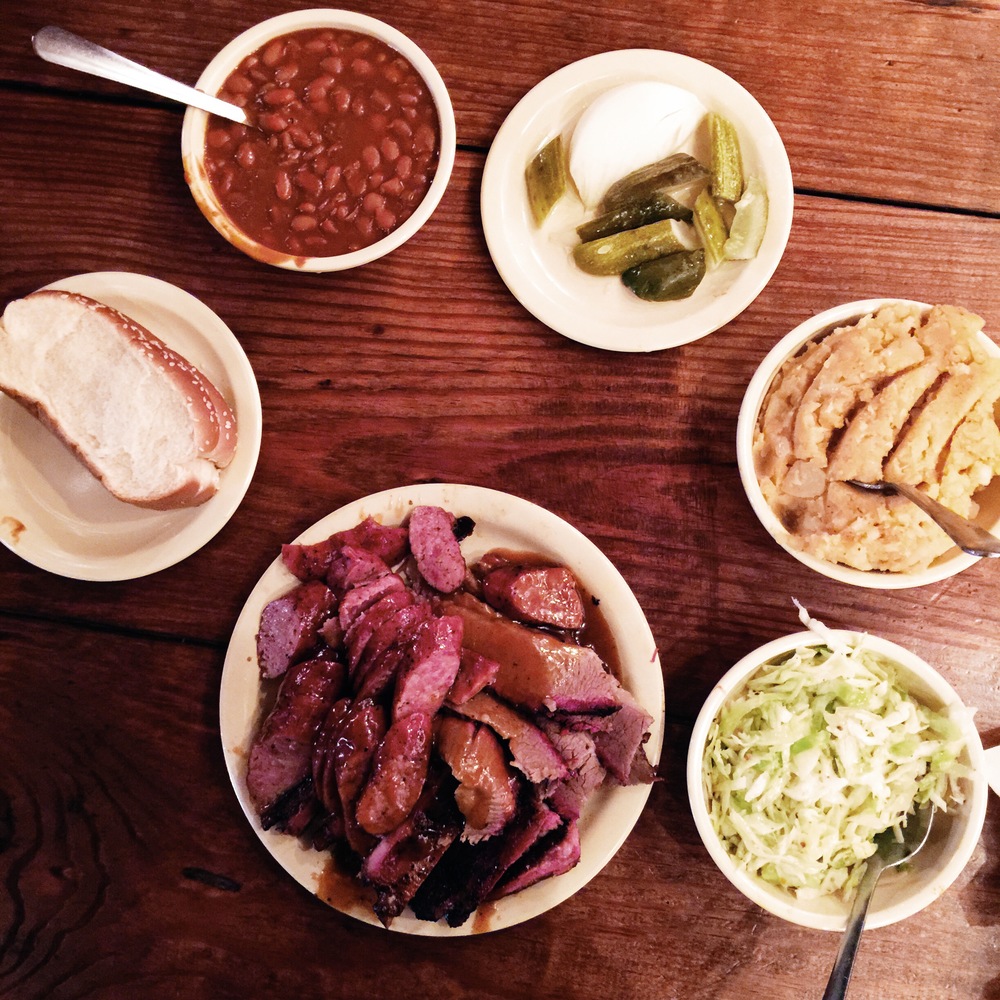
[33,25,248,125]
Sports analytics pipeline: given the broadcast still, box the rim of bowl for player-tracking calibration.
[180,9,457,272]
[736,298,1000,589]
[686,629,987,931]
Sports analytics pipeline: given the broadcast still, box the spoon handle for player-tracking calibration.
[889,482,1000,558]
[822,858,884,1000]
[32,25,247,125]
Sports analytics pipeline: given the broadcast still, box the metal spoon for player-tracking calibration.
[32,25,248,125]
[822,804,936,1000]
[847,479,1000,558]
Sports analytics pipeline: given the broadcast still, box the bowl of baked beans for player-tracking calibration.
[181,10,456,271]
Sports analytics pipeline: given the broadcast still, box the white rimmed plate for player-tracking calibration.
[480,49,793,353]
[0,271,262,581]
[220,482,664,935]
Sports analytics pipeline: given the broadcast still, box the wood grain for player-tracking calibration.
[3,0,1000,211]
[1,1,999,997]
[1,622,997,1000]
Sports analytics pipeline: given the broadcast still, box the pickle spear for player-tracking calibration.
[576,192,693,243]
[525,136,568,227]
[622,249,706,301]
[692,189,729,268]
[708,113,744,202]
[573,219,689,276]
[598,153,709,214]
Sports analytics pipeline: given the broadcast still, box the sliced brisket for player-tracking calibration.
[435,715,518,842]
[448,691,569,783]
[445,592,620,713]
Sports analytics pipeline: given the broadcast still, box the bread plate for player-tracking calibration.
[0,271,262,581]
[220,482,665,935]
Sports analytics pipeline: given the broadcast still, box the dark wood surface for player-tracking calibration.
[1,1,998,998]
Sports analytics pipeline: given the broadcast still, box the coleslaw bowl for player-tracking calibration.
[686,628,986,930]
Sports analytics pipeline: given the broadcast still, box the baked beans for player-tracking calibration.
[204,28,440,258]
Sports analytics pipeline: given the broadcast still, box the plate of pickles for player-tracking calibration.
[481,49,794,353]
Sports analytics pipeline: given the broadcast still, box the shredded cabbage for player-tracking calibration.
[703,630,971,899]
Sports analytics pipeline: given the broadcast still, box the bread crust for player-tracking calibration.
[0,290,239,509]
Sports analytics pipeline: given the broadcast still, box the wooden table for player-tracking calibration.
[2,2,998,997]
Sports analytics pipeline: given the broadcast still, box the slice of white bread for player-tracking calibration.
[0,289,238,509]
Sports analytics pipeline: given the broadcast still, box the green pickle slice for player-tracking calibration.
[622,249,706,301]
[708,113,744,202]
[573,219,689,276]
[692,189,729,268]
[525,136,568,227]
[598,153,709,214]
[576,192,693,243]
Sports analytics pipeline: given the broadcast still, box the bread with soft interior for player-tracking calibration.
[0,289,238,509]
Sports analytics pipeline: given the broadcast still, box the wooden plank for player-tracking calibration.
[3,0,999,211]
[1,94,998,717]
[0,620,995,998]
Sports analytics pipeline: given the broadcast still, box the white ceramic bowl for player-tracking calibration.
[181,9,456,271]
[481,49,794,352]
[737,298,1000,588]
[687,629,987,930]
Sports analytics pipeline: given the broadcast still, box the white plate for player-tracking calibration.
[0,272,262,581]
[220,482,665,935]
[481,49,794,353]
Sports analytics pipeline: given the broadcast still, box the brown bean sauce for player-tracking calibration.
[204,28,440,257]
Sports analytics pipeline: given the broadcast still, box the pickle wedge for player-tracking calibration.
[573,219,689,276]
[708,113,744,202]
[622,249,706,301]
[576,192,693,243]
[724,175,768,260]
[692,189,729,268]
[598,153,709,214]
[525,136,568,227]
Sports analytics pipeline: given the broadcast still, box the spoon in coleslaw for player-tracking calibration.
[822,803,935,1000]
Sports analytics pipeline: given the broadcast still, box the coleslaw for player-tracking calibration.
[702,633,971,898]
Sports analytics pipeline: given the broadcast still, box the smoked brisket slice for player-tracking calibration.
[449,691,569,783]
[445,592,620,713]
[490,818,581,899]
[435,715,519,842]
[409,790,563,927]
[360,767,463,927]
[562,684,656,785]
